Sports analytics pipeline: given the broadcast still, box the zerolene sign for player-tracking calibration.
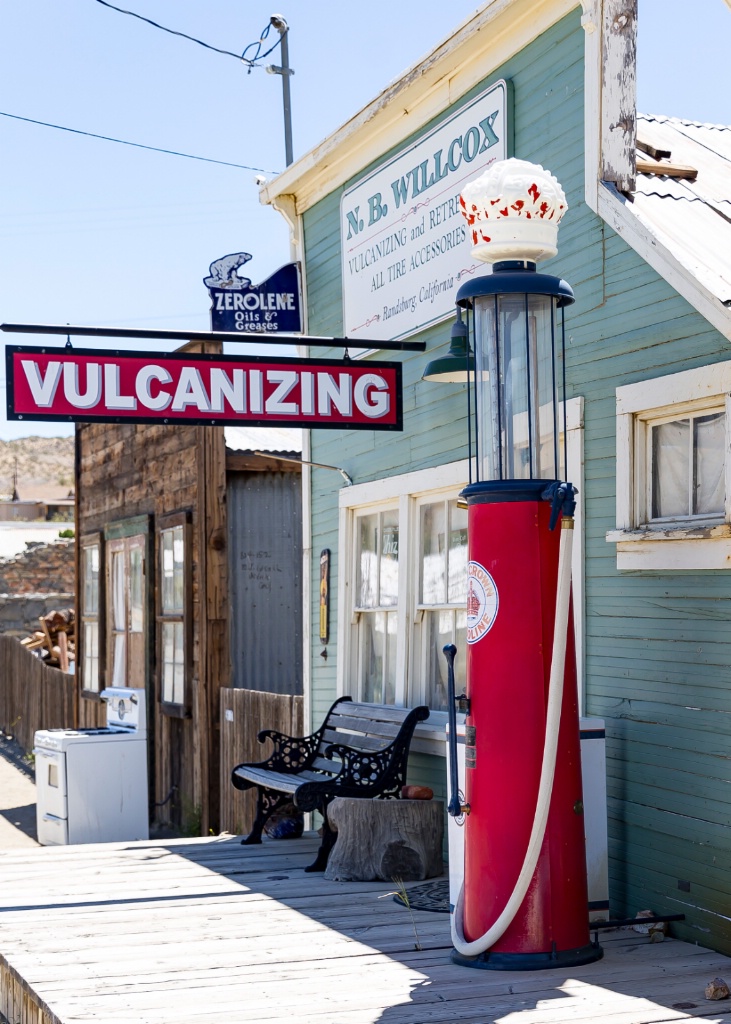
[341,79,509,343]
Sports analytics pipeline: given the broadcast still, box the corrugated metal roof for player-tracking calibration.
[224,425,303,455]
[629,114,731,305]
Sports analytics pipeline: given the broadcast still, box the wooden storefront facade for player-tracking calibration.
[261,0,731,955]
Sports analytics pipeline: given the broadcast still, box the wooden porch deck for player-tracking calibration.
[1,834,731,1024]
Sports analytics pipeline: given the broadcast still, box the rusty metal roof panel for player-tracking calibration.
[628,115,731,305]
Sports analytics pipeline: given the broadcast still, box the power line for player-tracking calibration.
[93,0,255,64]
[92,0,285,70]
[0,111,279,174]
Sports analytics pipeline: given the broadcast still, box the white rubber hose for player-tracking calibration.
[451,518,574,957]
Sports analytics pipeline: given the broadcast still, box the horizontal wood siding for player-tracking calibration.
[301,7,731,955]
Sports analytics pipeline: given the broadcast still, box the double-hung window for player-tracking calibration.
[339,460,471,715]
[414,497,468,711]
[609,362,731,570]
[157,512,190,714]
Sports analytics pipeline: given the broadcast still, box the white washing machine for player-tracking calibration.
[34,687,149,846]
[446,718,609,921]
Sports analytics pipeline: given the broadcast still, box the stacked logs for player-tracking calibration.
[20,609,75,671]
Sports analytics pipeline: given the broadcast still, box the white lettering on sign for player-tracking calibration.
[63,362,101,409]
[21,360,62,407]
[136,366,173,411]
[341,79,508,343]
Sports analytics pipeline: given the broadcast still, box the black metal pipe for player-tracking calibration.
[0,322,426,352]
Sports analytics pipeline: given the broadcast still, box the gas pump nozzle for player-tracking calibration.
[444,643,471,819]
[542,480,577,530]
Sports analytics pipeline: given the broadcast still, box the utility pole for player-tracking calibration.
[267,15,294,167]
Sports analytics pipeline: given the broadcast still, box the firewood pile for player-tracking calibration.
[20,609,75,671]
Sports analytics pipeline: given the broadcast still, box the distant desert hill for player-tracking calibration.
[0,436,75,500]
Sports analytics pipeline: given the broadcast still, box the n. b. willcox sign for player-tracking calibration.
[341,79,509,343]
[204,253,303,334]
[6,347,402,430]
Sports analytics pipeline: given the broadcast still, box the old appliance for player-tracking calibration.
[34,686,149,846]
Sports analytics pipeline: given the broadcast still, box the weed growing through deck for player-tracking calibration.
[380,877,422,951]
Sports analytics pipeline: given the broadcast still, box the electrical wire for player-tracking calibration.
[93,0,254,64]
[0,111,279,174]
[93,0,286,70]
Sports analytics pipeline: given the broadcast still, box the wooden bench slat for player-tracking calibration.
[322,716,405,739]
[328,703,414,724]
[319,729,396,752]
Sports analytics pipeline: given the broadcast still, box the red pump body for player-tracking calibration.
[457,493,600,969]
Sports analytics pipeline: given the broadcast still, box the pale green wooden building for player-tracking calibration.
[263,0,731,954]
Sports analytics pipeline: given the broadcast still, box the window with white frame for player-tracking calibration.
[338,398,585,719]
[609,362,731,570]
[80,534,102,693]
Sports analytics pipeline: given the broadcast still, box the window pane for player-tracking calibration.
[112,551,126,630]
[360,611,397,704]
[448,501,469,603]
[82,621,99,692]
[420,502,446,605]
[652,419,690,518]
[423,610,467,711]
[360,612,384,703]
[130,546,144,633]
[380,510,399,607]
[111,633,126,687]
[694,412,725,515]
[357,514,378,608]
[161,621,185,704]
[83,544,99,614]
[161,526,185,614]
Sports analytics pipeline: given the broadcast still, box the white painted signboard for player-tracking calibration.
[341,80,509,343]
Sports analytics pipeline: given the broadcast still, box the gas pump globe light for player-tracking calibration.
[437,159,602,972]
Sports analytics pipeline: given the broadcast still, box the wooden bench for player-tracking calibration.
[231,697,429,872]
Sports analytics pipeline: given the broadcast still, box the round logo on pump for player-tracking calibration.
[466,561,499,644]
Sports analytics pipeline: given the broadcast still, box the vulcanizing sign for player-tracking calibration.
[340,79,509,343]
[6,347,403,430]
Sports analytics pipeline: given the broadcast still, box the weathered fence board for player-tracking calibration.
[219,688,303,836]
[0,634,76,752]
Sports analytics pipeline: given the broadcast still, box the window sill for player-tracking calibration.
[606,524,731,570]
[80,689,103,702]
[412,713,458,758]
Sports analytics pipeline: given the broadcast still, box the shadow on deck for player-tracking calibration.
[1,833,730,1024]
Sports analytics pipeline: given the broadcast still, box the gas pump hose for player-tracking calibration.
[451,516,574,957]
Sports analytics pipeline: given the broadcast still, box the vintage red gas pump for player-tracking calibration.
[424,160,602,970]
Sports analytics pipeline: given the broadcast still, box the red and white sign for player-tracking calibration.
[6,347,403,430]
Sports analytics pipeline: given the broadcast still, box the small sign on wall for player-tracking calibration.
[319,548,330,645]
[204,254,303,334]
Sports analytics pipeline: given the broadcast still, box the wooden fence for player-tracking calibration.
[219,688,303,837]
[0,634,76,753]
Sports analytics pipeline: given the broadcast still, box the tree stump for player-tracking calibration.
[324,798,444,882]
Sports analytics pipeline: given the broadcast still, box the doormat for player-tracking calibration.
[394,879,450,914]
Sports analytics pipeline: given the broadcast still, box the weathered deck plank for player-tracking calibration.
[1,834,731,1024]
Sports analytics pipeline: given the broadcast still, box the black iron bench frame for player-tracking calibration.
[231,696,429,872]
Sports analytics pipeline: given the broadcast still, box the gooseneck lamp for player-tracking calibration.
[429,159,602,971]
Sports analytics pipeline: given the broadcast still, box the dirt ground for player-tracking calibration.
[0,732,38,847]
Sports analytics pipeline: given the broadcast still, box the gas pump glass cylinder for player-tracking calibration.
[473,291,560,483]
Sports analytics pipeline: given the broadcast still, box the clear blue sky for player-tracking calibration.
[0,0,728,439]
